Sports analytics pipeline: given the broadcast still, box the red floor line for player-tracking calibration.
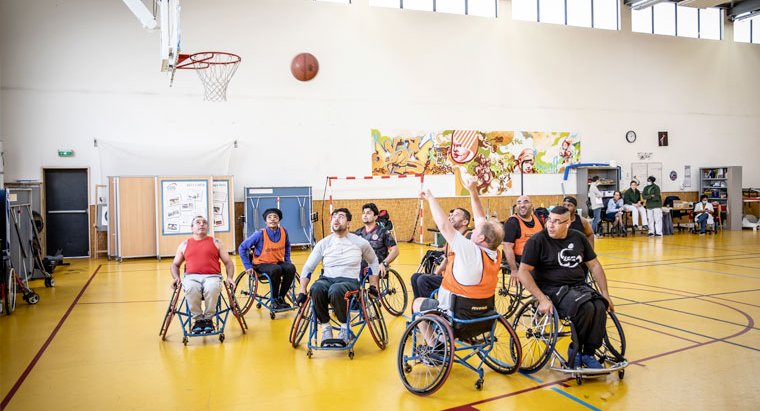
[1,265,102,411]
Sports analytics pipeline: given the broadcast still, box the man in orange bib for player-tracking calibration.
[170,216,235,334]
[238,208,296,309]
[412,178,504,320]
[502,195,544,274]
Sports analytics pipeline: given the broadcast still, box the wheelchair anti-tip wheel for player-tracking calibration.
[233,270,258,315]
[397,314,455,396]
[476,316,522,375]
[361,292,388,349]
[289,296,313,348]
[512,300,559,373]
[379,268,408,316]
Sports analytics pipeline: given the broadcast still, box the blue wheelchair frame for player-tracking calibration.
[289,273,387,359]
[160,281,247,345]
[233,268,298,320]
[397,296,522,395]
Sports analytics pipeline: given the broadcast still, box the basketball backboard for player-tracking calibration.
[160,0,181,73]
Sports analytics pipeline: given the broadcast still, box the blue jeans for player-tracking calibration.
[696,213,709,233]
[591,208,602,233]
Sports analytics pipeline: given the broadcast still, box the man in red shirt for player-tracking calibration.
[170,216,235,334]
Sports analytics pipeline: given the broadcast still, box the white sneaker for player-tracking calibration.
[321,324,333,343]
[337,325,349,343]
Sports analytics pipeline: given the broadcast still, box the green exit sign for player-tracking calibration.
[58,149,75,157]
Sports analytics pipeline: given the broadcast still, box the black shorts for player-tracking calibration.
[419,298,440,312]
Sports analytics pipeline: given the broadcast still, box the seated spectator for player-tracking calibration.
[693,195,714,234]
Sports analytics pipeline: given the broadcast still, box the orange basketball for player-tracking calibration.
[291,52,319,82]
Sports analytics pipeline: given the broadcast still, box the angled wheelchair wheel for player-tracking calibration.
[159,285,181,340]
[495,270,525,319]
[289,296,312,348]
[379,269,408,316]
[233,270,258,315]
[397,314,454,396]
[361,292,388,349]
[512,300,559,374]
[598,310,626,362]
[478,316,522,375]
[4,267,17,315]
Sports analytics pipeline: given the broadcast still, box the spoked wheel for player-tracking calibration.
[4,268,17,315]
[477,316,522,374]
[284,273,301,307]
[159,285,181,340]
[512,300,559,373]
[397,314,454,396]
[233,270,258,315]
[224,283,248,333]
[495,270,525,319]
[361,292,388,349]
[379,268,408,316]
[597,310,626,363]
[289,296,312,348]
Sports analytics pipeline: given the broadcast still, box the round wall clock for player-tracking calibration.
[626,130,637,143]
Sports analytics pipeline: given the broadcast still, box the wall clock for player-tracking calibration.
[626,130,637,143]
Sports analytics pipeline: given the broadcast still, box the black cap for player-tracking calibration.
[562,196,578,206]
[263,208,282,220]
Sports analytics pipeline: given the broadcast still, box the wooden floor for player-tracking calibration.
[2,230,760,410]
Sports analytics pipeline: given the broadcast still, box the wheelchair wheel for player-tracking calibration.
[289,296,312,348]
[495,270,525,319]
[397,314,454,396]
[233,270,258,315]
[598,310,626,362]
[159,286,181,340]
[284,272,301,307]
[361,292,388,349]
[379,269,408,316]
[4,268,17,315]
[512,300,559,374]
[478,316,522,375]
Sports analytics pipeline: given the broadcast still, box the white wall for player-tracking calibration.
[1,0,758,201]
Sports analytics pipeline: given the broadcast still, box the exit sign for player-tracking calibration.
[58,149,74,157]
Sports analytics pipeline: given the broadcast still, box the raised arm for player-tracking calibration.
[465,178,486,222]
[421,189,458,245]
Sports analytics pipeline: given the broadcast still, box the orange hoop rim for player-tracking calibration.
[176,51,241,70]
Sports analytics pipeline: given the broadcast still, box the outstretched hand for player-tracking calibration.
[464,176,479,193]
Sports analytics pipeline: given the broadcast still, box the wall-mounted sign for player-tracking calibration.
[57,149,75,157]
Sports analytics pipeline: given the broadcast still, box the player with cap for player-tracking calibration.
[238,208,296,309]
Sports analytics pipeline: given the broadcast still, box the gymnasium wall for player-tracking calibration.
[1,0,759,205]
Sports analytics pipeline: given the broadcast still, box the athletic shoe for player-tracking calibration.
[655,234,663,237]
[568,346,581,368]
[278,297,291,309]
[191,321,204,334]
[642,225,649,231]
[321,324,333,343]
[581,354,603,369]
[337,325,349,343]
[648,233,655,237]
[203,319,215,332]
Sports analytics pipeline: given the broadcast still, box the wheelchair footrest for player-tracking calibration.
[551,360,628,375]
[321,339,347,348]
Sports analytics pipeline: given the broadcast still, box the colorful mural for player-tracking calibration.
[371,129,581,195]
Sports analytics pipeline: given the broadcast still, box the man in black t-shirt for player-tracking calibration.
[356,203,398,278]
[516,206,615,369]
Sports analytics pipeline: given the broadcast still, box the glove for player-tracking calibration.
[295,293,307,306]
[368,285,379,299]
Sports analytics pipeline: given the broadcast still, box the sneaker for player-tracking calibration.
[191,320,204,334]
[277,297,291,309]
[655,234,663,237]
[337,325,349,343]
[420,339,446,367]
[642,225,649,231]
[203,319,215,333]
[633,225,639,230]
[568,346,581,368]
[321,324,334,343]
[581,354,603,369]
[648,233,655,237]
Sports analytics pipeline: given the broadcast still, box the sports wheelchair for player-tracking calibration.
[232,267,299,320]
[288,273,388,359]
[511,298,627,385]
[397,295,522,395]
[160,280,247,345]
[364,265,408,317]
[495,262,531,319]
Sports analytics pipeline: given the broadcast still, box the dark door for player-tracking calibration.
[44,168,89,257]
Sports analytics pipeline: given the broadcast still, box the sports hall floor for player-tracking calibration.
[2,230,759,410]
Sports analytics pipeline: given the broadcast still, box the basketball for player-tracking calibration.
[291,52,319,81]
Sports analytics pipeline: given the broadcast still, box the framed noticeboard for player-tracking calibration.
[160,179,209,235]
[212,180,230,232]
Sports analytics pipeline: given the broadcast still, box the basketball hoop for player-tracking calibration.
[175,51,241,101]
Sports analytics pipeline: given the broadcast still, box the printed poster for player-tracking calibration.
[161,180,208,235]
[212,180,230,232]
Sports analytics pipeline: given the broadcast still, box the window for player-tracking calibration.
[369,0,498,17]
[733,15,760,44]
[632,5,723,40]
[512,0,619,30]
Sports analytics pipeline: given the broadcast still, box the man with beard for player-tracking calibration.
[516,206,614,369]
[296,208,380,345]
[502,195,544,274]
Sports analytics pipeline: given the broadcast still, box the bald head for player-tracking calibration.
[515,195,533,218]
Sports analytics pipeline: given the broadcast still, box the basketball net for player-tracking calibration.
[176,52,241,101]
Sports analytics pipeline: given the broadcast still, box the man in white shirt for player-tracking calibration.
[694,195,714,234]
[296,208,380,344]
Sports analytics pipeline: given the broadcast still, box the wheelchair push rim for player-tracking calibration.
[397,314,455,396]
[512,300,559,374]
[379,268,408,316]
